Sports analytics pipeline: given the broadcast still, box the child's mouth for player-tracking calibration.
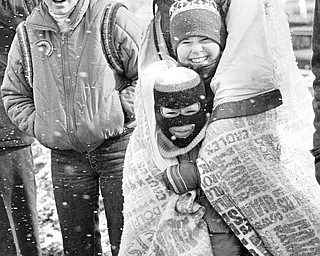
[190,56,208,64]
[169,124,195,138]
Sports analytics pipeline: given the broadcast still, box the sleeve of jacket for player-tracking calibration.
[0,0,39,27]
[113,6,142,81]
[0,32,35,137]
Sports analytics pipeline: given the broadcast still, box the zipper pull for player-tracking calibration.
[61,33,66,44]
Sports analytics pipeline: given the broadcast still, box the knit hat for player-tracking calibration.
[154,66,209,157]
[169,0,227,53]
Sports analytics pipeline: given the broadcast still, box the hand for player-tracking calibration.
[119,85,135,120]
[162,149,201,195]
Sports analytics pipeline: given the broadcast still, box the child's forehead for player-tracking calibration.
[180,36,215,42]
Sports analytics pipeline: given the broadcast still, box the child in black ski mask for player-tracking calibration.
[154,66,209,194]
[156,0,227,194]
[154,65,248,256]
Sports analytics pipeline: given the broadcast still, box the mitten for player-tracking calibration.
[162,162,200,195]
[162,147,201,195]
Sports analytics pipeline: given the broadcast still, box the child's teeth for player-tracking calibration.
[191,57,207,63]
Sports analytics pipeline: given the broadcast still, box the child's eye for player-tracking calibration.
[161,107,180,118]
[183,109,198,115]
[160,103,200,118]
[201,37,213,43]
[181,103,200,116]
[180,40,191,45]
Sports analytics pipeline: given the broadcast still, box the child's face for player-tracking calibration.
[154,79,208,148]
[161,103,201,139]
[177,36,221,68]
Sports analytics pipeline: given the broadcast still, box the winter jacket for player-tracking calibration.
[312,0,320,156]
[0,0,37,149]
[1,0,141,152]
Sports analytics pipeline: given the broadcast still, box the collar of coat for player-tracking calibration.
[26,0,89,33]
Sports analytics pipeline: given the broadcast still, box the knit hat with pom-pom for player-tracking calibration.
[169,0,227,53]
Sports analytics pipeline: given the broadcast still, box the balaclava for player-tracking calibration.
[154,66,209,157]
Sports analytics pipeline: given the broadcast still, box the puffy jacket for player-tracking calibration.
[1,0,141,152]
[0,0,37,149]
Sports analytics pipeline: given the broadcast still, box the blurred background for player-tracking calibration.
[33,1,316,256]
[282,0,315,95]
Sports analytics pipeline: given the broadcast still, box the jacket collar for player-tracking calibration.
[26,0,89,32]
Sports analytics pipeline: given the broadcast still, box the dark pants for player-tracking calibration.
[199,193,251,256]
[0,146,41,256]
[51,130,132,256]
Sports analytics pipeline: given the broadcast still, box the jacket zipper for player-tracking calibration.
[61,33,84,152]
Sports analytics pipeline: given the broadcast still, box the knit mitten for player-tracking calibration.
[162,147,201,195]
[162,162,200,195]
